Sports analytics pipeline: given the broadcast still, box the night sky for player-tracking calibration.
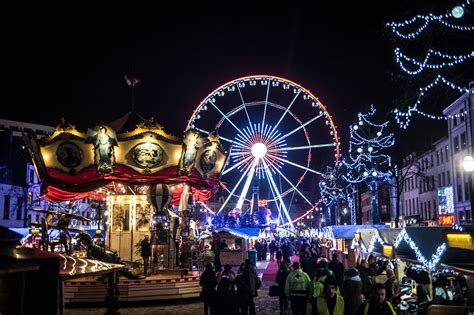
[1,1,472,160]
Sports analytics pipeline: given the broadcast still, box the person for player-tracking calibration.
[218,264,236,292]
[269,240,277,261]
[210,277,240,315]
[276,243,283,266]
[356,283,396,315]
[313,275,344,315]
[211,234,222,271]
[328,252,345,290]
[309,269,340,311]
[275,260,290,315]
[301,246,317,281]
[282,241,292,264]
[140,234,151,276]
[342,268,364,315]
[200,263,217,315]
[238,259,261,315]
[356,260,371,299]
[285,261,311,315]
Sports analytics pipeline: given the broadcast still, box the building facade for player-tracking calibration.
[443,86,474,224]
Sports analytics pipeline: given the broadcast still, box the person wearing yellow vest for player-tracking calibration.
[356,283,396,315]
[309,268,340,306]
[312,275,344,315]
[285,261,311,315]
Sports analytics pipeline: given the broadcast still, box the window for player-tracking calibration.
[405,200,408,216]
[433,199,437,219]
[460,110,465,122]
[3,196,10,219]
[446,146,449,161]
[453,116,458,127]
[447,171,451,186]
[438,174,441,188]
[419,180,422,193]
[436,151,440,165]
[454,136,460,152]
[461,132,467,149]
[16,198,22,220]
[430,155,434,167]
[442,172,446,187]
[411,177,414,190]
[440,149,444,164]
[416,197,419,212]
[431,176,435,190]
[29,169,35,183]
[428,201,431,219]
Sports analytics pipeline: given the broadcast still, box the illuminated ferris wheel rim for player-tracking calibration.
[186,74,341,157]
[186,75,341,228]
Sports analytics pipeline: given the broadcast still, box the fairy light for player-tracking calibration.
[386,0,474,39]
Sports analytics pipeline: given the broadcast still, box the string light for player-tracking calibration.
[393,229,447,270]
[386,0,474,39]
[394,75,470,129]
[395,48,474,76]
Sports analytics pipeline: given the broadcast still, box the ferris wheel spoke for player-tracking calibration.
[222,155,253,175]
[262,159,294,228]
[237,85,253,131]
[269,143,336,152]
[235,159,259,210]
[208,99,246,137]
[262,78,271,128]
[216,161,253,215]
[270,89,301,135]
[264,168,283,223]
[274,113,324,143]
[267,158,315,208]
[272,155,323,176]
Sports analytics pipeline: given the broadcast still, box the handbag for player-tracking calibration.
[268,283,280,297]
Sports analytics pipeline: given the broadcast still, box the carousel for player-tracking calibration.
[22,114,228,305]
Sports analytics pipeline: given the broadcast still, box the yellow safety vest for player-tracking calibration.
[363,301,396,315]
[316,295,344,315]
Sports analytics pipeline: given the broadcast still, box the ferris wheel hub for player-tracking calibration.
[251,142,267,158]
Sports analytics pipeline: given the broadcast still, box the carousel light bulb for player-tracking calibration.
[251,142,267,158]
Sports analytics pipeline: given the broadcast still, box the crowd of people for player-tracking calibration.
[200,236,399,315]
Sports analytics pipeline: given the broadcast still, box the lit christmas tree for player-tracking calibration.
[343,105,394,224]
[319,166,349,225]
[386,1,474,128]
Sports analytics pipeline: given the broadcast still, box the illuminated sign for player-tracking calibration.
[438,215,455,226]
[354,232,361,241]
[382,245,394,259]
[446,233,473,250]
[438,186,454,215]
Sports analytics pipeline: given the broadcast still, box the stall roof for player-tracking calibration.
[327,224,389,239]
[215,227,260,239]
[440,224,474,274]
[378,228,402,245]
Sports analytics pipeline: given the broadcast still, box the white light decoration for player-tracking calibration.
[372,171,377,177]
[387,0,474,129]
[393,229,447,270]
[452,6,465,18]
[368,147,373,152]
[357,147,363,153]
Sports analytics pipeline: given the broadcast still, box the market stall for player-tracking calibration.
[214,227,260,266]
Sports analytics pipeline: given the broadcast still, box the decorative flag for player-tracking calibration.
[124,73,140,87]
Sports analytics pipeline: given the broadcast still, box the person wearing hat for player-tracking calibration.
[312,275,344,315]
[357,283,395,315]
[285,261,311,315]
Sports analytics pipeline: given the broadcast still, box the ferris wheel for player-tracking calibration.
[186,75,340,228]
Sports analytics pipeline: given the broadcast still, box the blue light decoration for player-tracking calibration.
[318,166,350,225]
[387,1,474,129]
[343,105,394,224]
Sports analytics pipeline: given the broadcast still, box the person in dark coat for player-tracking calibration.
[200,263,217,315]
[328,252,345,290]
[236,259,261,315]
[140,234,151,276]
[210,276,240,315]
[275,260,290,315]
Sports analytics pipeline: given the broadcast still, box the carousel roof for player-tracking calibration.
[215,227,260,239]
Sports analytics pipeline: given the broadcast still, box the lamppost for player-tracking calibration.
[462,155,474,224]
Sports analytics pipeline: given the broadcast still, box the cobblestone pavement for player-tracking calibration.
[65,281,282,315]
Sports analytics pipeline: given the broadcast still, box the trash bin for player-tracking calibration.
[247,249,257,267]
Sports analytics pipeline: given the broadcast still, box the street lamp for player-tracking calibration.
[462,156,474,224]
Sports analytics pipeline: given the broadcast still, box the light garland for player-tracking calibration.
[395,48,474,75]
[394,75,470,129]
[386,0,474,39]
[343,105,394,184]
[393,229,447,270]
